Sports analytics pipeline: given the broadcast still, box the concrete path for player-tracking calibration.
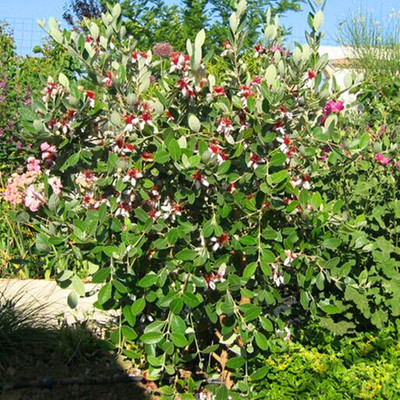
[0,279,117,326]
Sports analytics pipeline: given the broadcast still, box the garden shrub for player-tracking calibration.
[0,22,31,172]
[4,0,400,396]
[248,323,400,399]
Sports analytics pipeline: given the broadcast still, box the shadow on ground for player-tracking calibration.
[0,293,150,400]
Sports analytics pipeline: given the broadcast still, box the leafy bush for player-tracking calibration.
[338,8,400,77]
[4,0,400,396]
[248,323,400,399]
[0,22,31,172]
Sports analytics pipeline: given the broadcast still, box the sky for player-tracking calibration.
[1,0,400,53]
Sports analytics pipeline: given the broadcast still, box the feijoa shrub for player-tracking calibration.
[5,0,400,395]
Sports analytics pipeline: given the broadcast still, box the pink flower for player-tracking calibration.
[397,161,400,171]
[27,157,41,173]
[40,142,57,160]
[324,100,344,115]
[48,176,62,196]
[24,185,45,212]
[375,153,391,165]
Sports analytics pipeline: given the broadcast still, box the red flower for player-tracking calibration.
[308,69,316,79]
[213,86,226,97]
[142,152,154,162]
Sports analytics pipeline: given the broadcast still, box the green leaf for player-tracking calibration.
[183,292,202,308]
[319,303,342,315]
[167,139,181,161]
[92,267,111,283]
[138,274,158,288]
[171,333,188,348]
[240,235,257,246]
[250,365,269,381]
[60,153,80,171]
[98,282,112,305]
[175,249,198,261]
[131,298,146,315]
[226,356,246,370]
[270,170,288,184]
[72,275,85,297]
[243,262,257,279]
[122,326,137,340]
[36,233,51,252]
[67,291,79,309]
[188,114,201,132]
[140,331,164,344]
[240,304,262,322]
[154,150,170,164]
[313,10,324,31]
[255,332,269,350]
[323,238,342,250]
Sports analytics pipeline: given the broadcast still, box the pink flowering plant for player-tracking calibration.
[6,1,400,396]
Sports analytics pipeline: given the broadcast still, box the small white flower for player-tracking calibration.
[283,250,296,266]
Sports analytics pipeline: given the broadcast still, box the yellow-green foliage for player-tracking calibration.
[249,327,400,399]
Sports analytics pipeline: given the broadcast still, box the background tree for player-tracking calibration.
[63,0,303,52]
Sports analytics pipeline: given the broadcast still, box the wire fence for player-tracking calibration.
[2,16,339,56]
[2,17,48,56]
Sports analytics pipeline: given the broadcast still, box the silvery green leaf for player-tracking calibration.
[186,39,193,57]
[48,17,59,32]
[120,25,126,39]
[278,59,285,75]
[111,111,122,127]
[33,119,44,133]
[194,49,202,70]
[89,22,100,40]
[236,0,247,17]
[188,114,201,132]
[265,7,272,24]
[153,99,164,114]
[301,45,311,62]
[274,49,281,64]
[112,3,121,18]
[84,42,95,58]
[292,47,302,65]
[230,13,239,34]
[195,29,206,48]
[37,19,46,29]
[101,13,109,26]
[264,25,277,40]
[178,136,187,149]
[58,73,69,88]
[344,72,353,89]
[265,64,277,85]
[208,74,216,90]
[313,10,324,32]
[100,36,108,49]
